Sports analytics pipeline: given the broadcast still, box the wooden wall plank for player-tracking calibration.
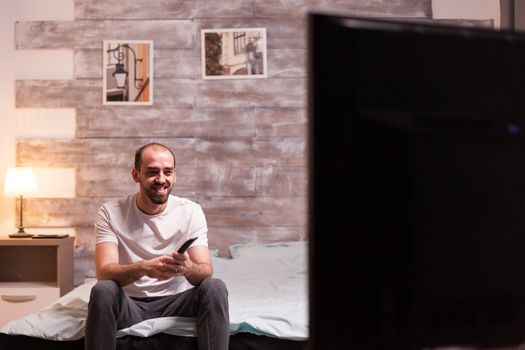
[16,80,101,108]
[17,138,305,168]
[76,107,256,138]
[253,226,306,242]
[255,166,307,197]
[74,0,255,20]
[200,196,307,227]
[196,78,306,108]
[25,197,307,228]
[74,228,95,254]
[412,18,494,28]
[17,138,197,167]
[254,0,432,18]
[15,80,305,108]
[156,79,197,107]
[17,78,306,108]
[16,79,197,108]
[16,20,195,49]
[74,227,96,284]
[73,49,100,79]
[74,248,96,285]
[74,0,432,20]
[156,49,202,78]
[16,19,307,50]
[76,166,257,198]
[267,49,306,78]
[254,107,307,138]
[25,198,106,227]
[196,138,306,167]
[61,108,304,142]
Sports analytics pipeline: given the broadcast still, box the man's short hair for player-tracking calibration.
[134,143,176,170]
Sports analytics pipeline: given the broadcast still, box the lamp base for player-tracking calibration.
[9,229,33,238]
[9,233,33,238]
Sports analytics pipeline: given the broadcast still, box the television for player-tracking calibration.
[308,13,525,350]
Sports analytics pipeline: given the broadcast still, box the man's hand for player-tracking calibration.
[143,255,190,280]
[170,252,194,276]
[96,242,212,287]
[96,243,183,286]
[173,246,213,286]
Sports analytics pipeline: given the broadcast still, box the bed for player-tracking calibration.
[0,241,308,350]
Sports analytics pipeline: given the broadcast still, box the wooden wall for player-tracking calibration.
[15,0,436,285]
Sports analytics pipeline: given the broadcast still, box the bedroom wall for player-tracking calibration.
[0,1,75,235]
[2,0,497,285]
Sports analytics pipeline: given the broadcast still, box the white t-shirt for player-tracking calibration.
[95,194,208,297]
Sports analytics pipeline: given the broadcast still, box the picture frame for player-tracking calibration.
[201,28,267,80]
[102,40,154,105]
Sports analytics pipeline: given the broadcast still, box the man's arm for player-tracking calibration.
[95,242,180,287]
[172,245,213,286]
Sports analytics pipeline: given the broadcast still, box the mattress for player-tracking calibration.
[1,241,308,345]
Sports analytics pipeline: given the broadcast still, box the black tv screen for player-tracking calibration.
[308,13,525,350]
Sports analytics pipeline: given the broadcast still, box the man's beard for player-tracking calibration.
[144,183,172,204]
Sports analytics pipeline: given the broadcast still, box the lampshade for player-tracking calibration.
[4,167,39,197]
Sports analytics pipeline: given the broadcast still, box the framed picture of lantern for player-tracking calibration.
[102,40,154,105]
[201,28,267,79]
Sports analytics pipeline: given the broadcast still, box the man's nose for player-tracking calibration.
[156,173,166,183]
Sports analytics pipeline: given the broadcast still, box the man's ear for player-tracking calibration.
[131,168,140,183]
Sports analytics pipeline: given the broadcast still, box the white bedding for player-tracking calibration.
[1,241,308,341]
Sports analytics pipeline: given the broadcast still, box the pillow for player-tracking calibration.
[43,280,95,312]
[228,241,307,259]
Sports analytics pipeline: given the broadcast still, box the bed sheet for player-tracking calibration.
[1,241,308,342]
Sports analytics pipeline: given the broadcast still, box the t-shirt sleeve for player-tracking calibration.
[189,204,208,247]
[95,205,118,245]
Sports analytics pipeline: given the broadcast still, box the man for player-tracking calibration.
[85,143,229,350]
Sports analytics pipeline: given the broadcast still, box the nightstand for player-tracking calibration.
[0,236,74,328]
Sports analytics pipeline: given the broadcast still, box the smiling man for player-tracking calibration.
[85,143,230,350]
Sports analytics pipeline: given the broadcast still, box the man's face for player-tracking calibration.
[133,147,175,205]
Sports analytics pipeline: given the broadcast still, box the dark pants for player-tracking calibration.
[85,278,229,350]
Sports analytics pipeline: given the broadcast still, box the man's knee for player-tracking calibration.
[198,278,228,300]
[89,280,121,306]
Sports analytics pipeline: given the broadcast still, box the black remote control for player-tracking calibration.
[177,237,197,253]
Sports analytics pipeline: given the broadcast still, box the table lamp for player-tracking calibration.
[4,167,39,238]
